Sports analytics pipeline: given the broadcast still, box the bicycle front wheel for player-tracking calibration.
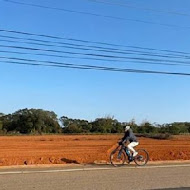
[110,147,126,167]
[134,149,149,166]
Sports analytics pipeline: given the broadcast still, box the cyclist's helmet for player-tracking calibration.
[125,126,130,131]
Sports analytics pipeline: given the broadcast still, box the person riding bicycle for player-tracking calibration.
[119,126,139,157]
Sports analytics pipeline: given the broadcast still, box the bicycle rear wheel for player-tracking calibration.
[110,147,126,167]
[134,149,149,166]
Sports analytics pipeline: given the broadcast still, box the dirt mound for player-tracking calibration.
[0,135,190,166]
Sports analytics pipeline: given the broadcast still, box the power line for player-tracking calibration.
[2,0,190,30]
[1,37,190,60]
[1,54,190,68]
[1,28,189,56]
[0,35,176,57]
[2,49,190,67]
[1,34,159,56]
[86,0,190,17]
[2,44,190,66]
[1,29,190,71]
[0,38,168,58]
[1,57,190,76]
[1,34,187,59]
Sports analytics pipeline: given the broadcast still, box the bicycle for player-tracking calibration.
[110,143,149,167]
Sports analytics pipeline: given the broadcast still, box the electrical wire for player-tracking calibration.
[1,49,190,67]
[1,36,190,60]
[86,0,190,17]
[2,0,190,30]
[2,44,190,66]
[1,57,190,76]
[0,28,189,56]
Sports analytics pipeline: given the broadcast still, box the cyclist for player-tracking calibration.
[119,126,139,157]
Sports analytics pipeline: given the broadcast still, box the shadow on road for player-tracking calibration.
[61,158,79,164]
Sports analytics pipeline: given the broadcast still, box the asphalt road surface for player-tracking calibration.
[0,164,190,190]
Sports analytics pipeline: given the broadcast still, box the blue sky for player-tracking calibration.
[0,0,190,124]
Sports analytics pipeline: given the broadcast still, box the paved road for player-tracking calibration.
[0,164,190,190]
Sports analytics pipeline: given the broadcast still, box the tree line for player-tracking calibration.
[0,108,190,135]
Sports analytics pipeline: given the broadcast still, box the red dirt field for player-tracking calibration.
[0,135,190,166]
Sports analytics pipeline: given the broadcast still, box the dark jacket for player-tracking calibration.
[121,129,138,143]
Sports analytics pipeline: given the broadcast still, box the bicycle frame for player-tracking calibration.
[118,145,133,162]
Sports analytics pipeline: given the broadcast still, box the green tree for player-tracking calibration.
[136,121,157,134]
[60,116,91,133]
[0,113,4,117]
[91,117,122,133]
[168,122,189,134]
[2,109,61,134]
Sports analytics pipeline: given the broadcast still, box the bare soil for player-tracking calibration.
[0,135,190,166]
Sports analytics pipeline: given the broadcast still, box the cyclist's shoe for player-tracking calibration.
[133,151,138,157]
[129,156,133,162]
